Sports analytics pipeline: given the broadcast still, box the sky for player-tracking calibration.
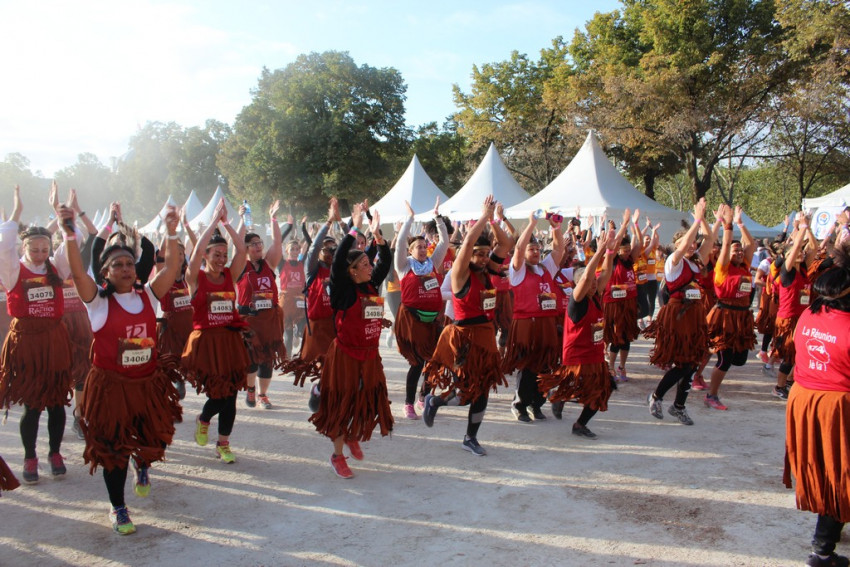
[0,0,621,177]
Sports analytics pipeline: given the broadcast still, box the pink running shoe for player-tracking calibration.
[704,394,728,410]
[346,440,364,461]
[330,454,354,479]
[757,351,769,364]
[615,366,629,382]
[691,374,708,391]
[403,403,419,420]
[415,398,425,412]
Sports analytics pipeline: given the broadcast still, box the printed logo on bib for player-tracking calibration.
[118,337,155,367]
[361,296,384,319]
[252,291,274,311]
[480,288,496,311]
[538,292,557,311]
[592,320,604,344]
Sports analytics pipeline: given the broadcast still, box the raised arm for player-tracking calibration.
[186,200,227,290]
[670,199,706,267]
[573,230,610,302]
[395,201,415,275]
[452,196,495,293]
[10,184,22,224]
[629,209,643,260]
[264,201,283,268]
[430,199,450,268]
[512,212,537,271]
[149,207,181,298]
[58,205,98,302]
[734,206,755,266]
[181,207,198,248]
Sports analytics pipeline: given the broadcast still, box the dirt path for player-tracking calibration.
[0,336,816,566]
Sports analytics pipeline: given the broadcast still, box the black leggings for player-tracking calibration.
[715,349,748,372]
[283,319,307,357]
[247,362,273,379]
[405,362,425,405]
[516,368,545,410]
[653,365,696,408]
[812,514,845,555]
[637,283,651,319]
[761,333,772,352]
[200,394,238,437]
[645,280,659,316]
[20,405,65,459]
[577,406,598,426]
[104,466,129,509]
[609,343,631,353]
[465,395,489,438]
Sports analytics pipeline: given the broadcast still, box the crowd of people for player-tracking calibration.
[0,184,847,566]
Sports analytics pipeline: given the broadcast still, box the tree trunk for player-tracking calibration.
[643,172,656,201]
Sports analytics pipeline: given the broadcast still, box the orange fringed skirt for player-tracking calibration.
[784,385,850,522]
[62,310,93,388]
[603,298,640,345]
[181,327,250,398]
[755,292,778,335]
[157,309,194,357]
[771,316,799,363]
[644,297,708,368]
[280,317,335,387]
[706,304,756,352]
[538,362,613,412]
[394,305,442,366]
[308,341,393,442]
[0,454,20,495]
[501,316,560,375]
[281,290,306,328]
[422,322,507,404]
[0,318,73,411]
[494,290,514,332]
[246,306,286,368]
[81,364,182,473]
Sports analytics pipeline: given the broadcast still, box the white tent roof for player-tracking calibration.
[506,131,688,243]
[138,195,178,235]
[182,190,204,221]
[189,186,239,231]
[420,143,530,221]
[90,209,102,228]
[735,211,777,240]
[95,207,111,230]
[371,155,450,224]
[802,182,850,210]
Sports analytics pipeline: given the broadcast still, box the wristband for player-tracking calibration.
[63,233,76,241]
[724,224,733,230]
[349,228,358,237]
[167,234,179,241]
[605,249,615,255]
[271,216,277,222]
[489,219,498,226]
[799,224,809,230]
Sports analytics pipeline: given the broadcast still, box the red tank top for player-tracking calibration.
[92,291,158,378]
[400,266,443,311]
[452,271,495,322]
[562,295,605,365]
[603,257,637,303]
[62,278,87,314]
[440,247,455,274]
[191,269,240,329]
[511,264,558,319]
[490,256,511,292]
[160,279,192,313]
[307,264,333,320]
[714,263,752,306]
[7,263,64,319]
[279,260,305,293]
[777,267,811,319]
[334,284,383,361]
[794,309,850,391]
[237,261,279,312]
[666,259,703,301]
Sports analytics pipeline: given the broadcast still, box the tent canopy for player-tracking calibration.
[189,186,239,231]
[371,155,450,224]
[182,190,204,221]
[138,196,178,235]
[802,182,850,210]
[735,211,778,240]
[506,131,688,243]
[419,143,530,222]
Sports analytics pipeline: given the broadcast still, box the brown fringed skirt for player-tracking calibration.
[755,292,778,335]
[281,290,306,327]
[181,326,250,398]
[62,309,93,388]
[0,454,20,494]
[644,298,708,368]
[394,305,442,366]
[494,290,514,332]
[771,316,799,363]
[603,298,639,345]
[309,340,393,442]
[81,364,182,473]
[784,384,850,522]
[157,309,194,357]
[538,362,613,412]
[0,318,73,411]
[501,316,560,375]
[706,304,756,352]
[422,322,507,404]
[0,309,11,345]
[247,306,286,368]
[280,317,335,387]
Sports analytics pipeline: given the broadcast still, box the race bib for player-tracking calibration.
[738,280,752,293]
[538,292,557,311]
[637,273,648,283]
[480,288,496,311]
[647,258,656,265]
[685,288,702,300]
[422,277,439,291]
[296,298,306,309]
[27,286,54,302]
[119,338,154,367]
[173,294,191,310]
[361,296,384,319]
[63,286,79,300]
[592,320,604,344]
[611,288,627,299]
[253,292,273,311]
[799,289,811,306]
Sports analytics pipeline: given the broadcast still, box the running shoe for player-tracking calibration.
[668,404,694,425]
[72,415,85,440]
[572,423,597,439]
[133,462,150,498]
[403,403,419,420]
[551,400,565,420]
[415,397,425,412]
[22,457,38,484]
[704,394,728,410]
[258,394,272,409]
[462,436,487,456]
[110,505,136,535]
[330,454,354,479]
[531,406,547,421]
[648,393,664,420]
[423,394,446,428]
[308,384,321,413]
[216,442,236,464]
[194,415,210,446]
[511,401,532,423]
[615,366,629,382]
[691,374,708,391]
[245,387,256,408]
[757,351,769,364]
[48,452,66,477]
[772,385,789,400]
[346,440,364,461]
[761,364,775,376]
[805,552,850,567]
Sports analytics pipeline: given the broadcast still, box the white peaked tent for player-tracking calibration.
[802,181,850,210]
[371,155,450,224]
[735,211,777,240]
[90,209,102,229]
[182,190,204,221]
[95,207,111,230]
[138,195,178,235]
[506,131,688,243]
[419,143,530,221]
[189,186,239,231]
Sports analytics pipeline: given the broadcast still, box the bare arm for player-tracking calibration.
[451,196,495,294]
[149,208,181,298]
[264,202,283,268]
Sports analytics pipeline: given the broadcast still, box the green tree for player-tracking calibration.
[220,51,409,215]
[54,153,115,219]
[0,153,44,224]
